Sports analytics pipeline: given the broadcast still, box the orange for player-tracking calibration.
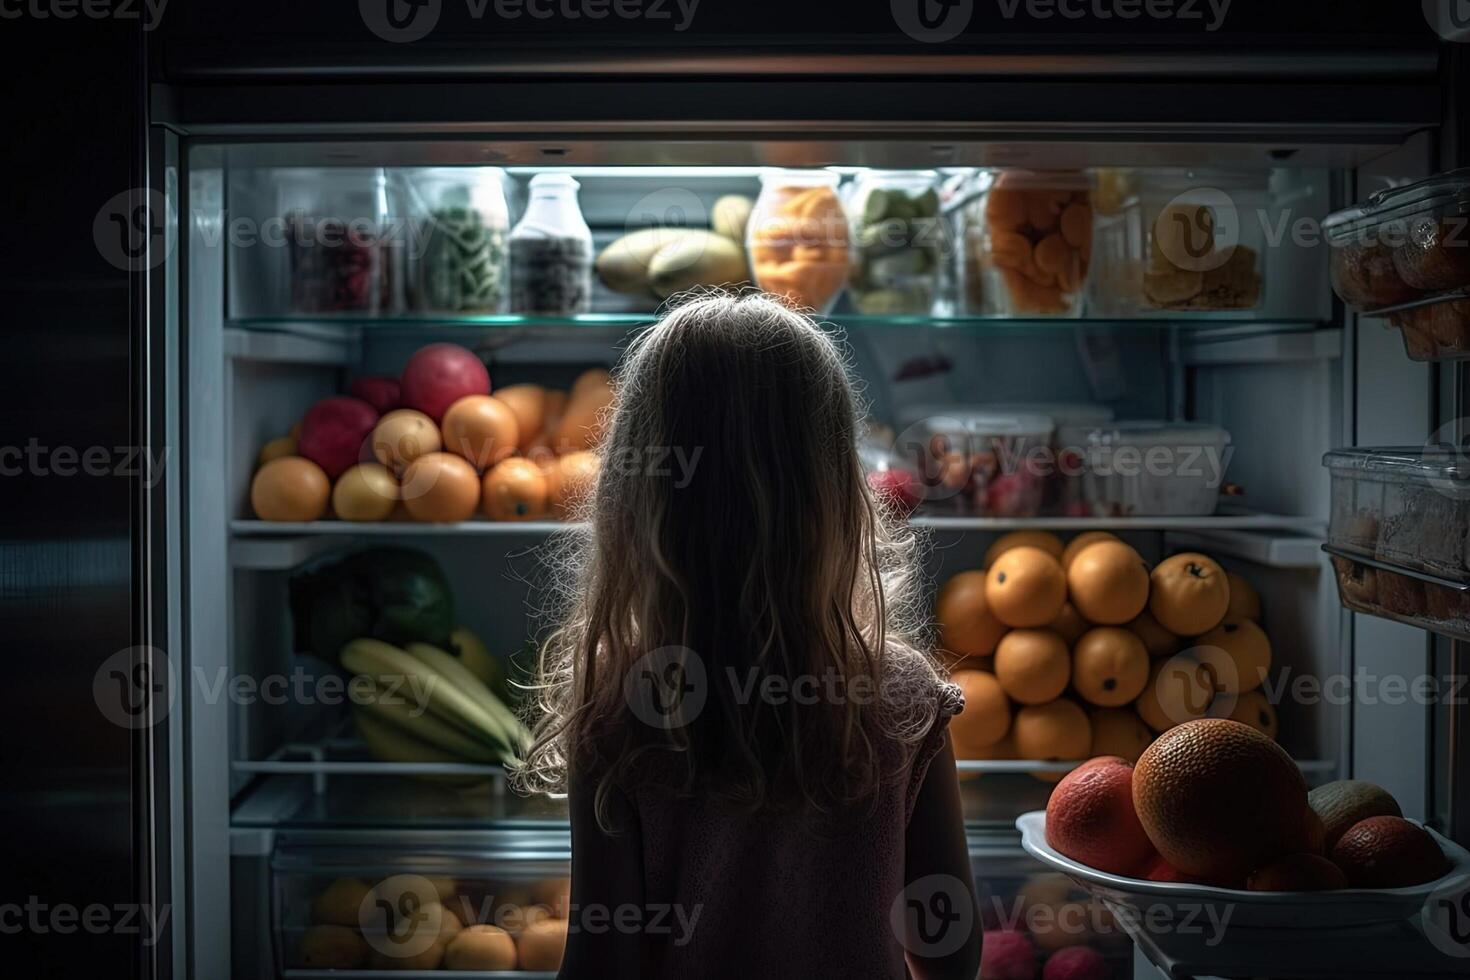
[445,925,517,971]
[1066,540,1150,625]
[1246,854,1347,892]
[994,630,1071,705]
[950,670,1012,753]
[986,547,1067,628]
[1127,610,1179,658]
[1226,572,1262,621]
[1149,553,1230,635]
[1330,816,1449,888]
[493,384,548,453]
[1049,602,1088,646]
[371,408,442,474]
[1089,708,1153,763]
[1135,652,1235,733]
[517,918,569,972]
[400,452,482,523]
[1228,691,1279,740]
[441,395,520,471]
[984,530,1064,567]
[1062,531,1119,569]
[331,462,399,522]
[1012,698,1092,783]
[1045,756,1155,875]
[936,570,1007,659]
[257,434,297,467]
[1191,618,1271,695]
[1072,627,1149,707]
[482,458,551,521]
[1133,718,1308,880]
[251,456,330,522]
[549,451,600,518]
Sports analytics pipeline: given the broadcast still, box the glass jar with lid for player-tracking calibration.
[847,170,943,315]
[508,174,593,316]
[277,168,393,315]
[403,167,510,314]
[960,169,1094,317]
[746,169,850,314]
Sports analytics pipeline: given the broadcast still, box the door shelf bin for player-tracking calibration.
[1326,546,1470,642]
[1325,448,1470,585]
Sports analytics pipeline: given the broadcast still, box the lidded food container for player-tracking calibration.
[847,170,943,315]
[1088,170,1266,315]
[277,168,395,315]
[1323,169,1470,361]
[960,170,1093,317]
[898,409,1056,516]
[746,169,850,314]
[509,173,593,316]
[402,167,510,313]
[1324,447,1470,637]
[1058,421,1232,517]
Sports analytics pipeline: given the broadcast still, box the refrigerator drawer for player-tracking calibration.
[271,833,570,976]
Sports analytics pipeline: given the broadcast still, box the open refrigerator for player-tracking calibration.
[136,22,1470,980]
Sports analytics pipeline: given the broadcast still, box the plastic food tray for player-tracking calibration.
[1016,810,1470,931]
[1326,545,1470,643]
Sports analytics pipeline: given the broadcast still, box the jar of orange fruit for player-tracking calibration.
[746,170,850,314]
[962,170,1094,317]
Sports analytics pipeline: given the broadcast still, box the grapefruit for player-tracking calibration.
[1308,780,1403,851]
[987,547,1068,628]
[372,408,442,474]
[1330,816,1449,888]
[1132,718,1307,880]
[251,456,331,522]
[1247,853,1346,892]
[936,570,1008,658]
[1066,540,1150,625]
[1149,553,1230,636]
[994,629,1071,705]
[1045,756,1156,875]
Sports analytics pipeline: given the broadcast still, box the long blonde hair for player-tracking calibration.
[512,293,942,823]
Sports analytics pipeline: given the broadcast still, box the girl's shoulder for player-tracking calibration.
[874,645,964,743]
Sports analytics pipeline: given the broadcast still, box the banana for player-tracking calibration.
[355,679,500,763]
[404,642,528,754]
[449,625,505,692]
[340,638,509,753]
[354,710,490,786]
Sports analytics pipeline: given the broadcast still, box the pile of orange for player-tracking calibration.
[939,530,1276,780]
[252,368,609,525]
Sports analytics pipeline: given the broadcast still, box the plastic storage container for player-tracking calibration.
[277,168,396,315]
[1325,448,1470,637]
[275,841,570,974]
[901,410,1056,516]
[1322,169,1470,361]
[1058,421,1232,517]
[1088,170,1265,315]
[846,170,943,315]
[746,169,850,314]
[960,170,1093,317]
[509,174,593,315]
[403,167,510,314]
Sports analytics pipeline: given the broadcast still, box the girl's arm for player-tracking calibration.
[558,771,645,979]
[903,735,983,980]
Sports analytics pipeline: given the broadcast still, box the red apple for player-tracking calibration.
[296,396,380,480]
[400,343,490,423]
[349,375,401,415]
